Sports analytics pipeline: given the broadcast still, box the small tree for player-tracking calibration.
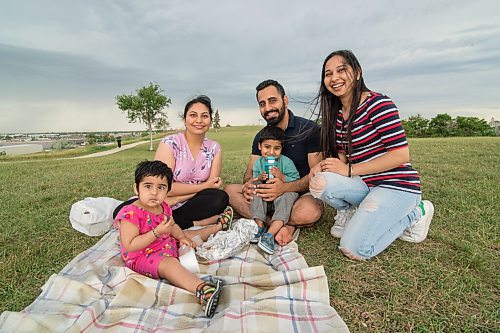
[155,117,170,132]
[86,133,97,145]
[51,139,73,150]
[116,83,171,151]
[213,109,221,131]
[428,113,455,137]
[455,116,495,136]
[402,114,429,137]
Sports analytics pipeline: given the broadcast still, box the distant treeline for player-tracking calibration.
[402,114,496,137]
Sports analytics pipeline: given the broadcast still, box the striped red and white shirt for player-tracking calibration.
[337,92,421,194]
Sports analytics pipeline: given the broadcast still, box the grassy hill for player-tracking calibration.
[0,126,498,332]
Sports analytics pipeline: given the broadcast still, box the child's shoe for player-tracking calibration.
[195,278,223,318]
[257,232,275,255]
[250,226,264,244]
[399,200,434,243]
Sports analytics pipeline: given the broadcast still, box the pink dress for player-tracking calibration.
[114,202,178,279]
[160,132,221,209]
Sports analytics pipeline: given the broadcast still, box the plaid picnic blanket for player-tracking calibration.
[0,228,349,333]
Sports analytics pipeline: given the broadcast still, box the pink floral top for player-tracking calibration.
[160,132,221,209]
[114,202,178,262]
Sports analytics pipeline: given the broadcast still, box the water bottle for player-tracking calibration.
[265,156,276,179]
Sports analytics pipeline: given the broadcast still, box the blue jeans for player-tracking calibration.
[310,172,421,259]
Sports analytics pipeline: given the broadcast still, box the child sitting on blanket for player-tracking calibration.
[114,160,223,318]
[250,126,300,255]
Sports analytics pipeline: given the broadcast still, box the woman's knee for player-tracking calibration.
[338,239,373,260]
[210,189,229,211]
[309,173,327,198]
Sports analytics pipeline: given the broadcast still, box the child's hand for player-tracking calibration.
[179,237,195,248]
[155,215,175,236]
[270,167,286,182]
[258,171,268,181]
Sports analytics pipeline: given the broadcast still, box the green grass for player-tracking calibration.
[0,127,498,332]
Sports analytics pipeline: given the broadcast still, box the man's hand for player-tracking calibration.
[241,177,258,203]
[256,177,286,201]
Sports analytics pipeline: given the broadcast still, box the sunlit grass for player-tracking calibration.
[0,128,498,332]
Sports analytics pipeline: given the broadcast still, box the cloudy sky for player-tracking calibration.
[1,0,499,133]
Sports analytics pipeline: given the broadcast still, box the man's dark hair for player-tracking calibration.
[255,79,286,100]
[257,125,285,144]
[134,160,173,191]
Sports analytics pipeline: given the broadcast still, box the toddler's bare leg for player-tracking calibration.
[157,257,204,293]
[184,224,222,242]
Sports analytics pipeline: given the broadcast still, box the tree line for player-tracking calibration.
[402,114,496,137]
[115,84,496,143]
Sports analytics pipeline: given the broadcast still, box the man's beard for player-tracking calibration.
[264,105,286,125]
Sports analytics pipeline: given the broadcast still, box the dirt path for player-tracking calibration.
[68,140,151,159]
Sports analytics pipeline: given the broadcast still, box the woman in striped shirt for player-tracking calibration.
[309,50,434,260]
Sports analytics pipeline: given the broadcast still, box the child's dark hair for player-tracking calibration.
[134,160,173,191]
[258,126,285,144]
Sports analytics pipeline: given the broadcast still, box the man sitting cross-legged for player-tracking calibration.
[224,79,324,246]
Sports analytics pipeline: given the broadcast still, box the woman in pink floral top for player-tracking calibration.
[154,95,232,240]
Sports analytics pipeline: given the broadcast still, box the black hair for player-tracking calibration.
[183,95,213,120]
[134,160,173,191]
[255,79,286,100]
[257,125,285,144]
[315,49,370,159]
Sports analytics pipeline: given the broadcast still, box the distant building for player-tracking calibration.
[490,118,500,134]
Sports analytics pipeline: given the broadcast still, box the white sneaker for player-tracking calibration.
[399,200,434,243]
[330,207,356,238]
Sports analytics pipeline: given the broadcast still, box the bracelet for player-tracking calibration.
[152,228,159,238]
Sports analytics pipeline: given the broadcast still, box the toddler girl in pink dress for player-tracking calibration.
[114,160,223,318]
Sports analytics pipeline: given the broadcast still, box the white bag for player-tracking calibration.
[69,197,123,236]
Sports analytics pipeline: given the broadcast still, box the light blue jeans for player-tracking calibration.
[310,172,422,259]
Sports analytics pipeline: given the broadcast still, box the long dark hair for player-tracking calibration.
[315,50,369,159]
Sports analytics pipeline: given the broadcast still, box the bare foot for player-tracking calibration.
[275,225,296,246]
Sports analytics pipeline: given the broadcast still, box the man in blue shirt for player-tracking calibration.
[225,79,324,246]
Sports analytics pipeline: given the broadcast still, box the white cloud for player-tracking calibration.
[1,0,499,133]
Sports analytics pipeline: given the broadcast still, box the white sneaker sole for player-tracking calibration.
[400,200,434,243]
[330,225,343,238]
